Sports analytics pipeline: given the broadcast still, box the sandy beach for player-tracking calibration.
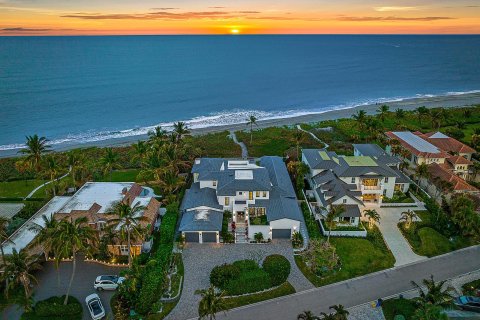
[1,91,479,159]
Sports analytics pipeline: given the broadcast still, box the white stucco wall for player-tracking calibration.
[269,218,300,234]
[199,180,217,189]
[248,225,271,240]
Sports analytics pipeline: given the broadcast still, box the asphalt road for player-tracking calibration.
[215,245,480,320]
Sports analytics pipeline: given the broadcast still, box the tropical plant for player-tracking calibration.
[325,205,345,243]
[173,121,191,143]
[352,110,367,129]
[1,248,42,310]
[100,148,120,181]
[246,115,258,144]
[55,217,98,305]
[132,141,148,166]
[196,285,229,320]
[416,106,429,125]
[412,303,448,320]
[472,134,480,150]
[411,275,455,307]
[414,163,429,191]
[43,155,60,196]
[67,150,84,189]
[399,209,418,229]
[429,109,443,129]
[29,214,59,260]
[329,304,349,320]
[292,231,303,248]
[109,201,148,267]
[293,129,306,160]
[395,108,405,119]
[19,134,51,172]
[377,105,389,122]
[297,310,320,320]
[363,209,380,229]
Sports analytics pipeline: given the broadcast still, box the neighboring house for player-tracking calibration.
[53,182,160,256]
[423,163,479,199]
[302,146,411,226]
[385,131,475,179]
[179,156,304,243]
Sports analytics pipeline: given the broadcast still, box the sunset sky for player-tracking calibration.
[1,0,479,35]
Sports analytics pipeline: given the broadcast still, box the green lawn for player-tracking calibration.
[223,282,296,309]
[0,179,47,198]
[382,298,417,320]
[99,169,141,182]
[295,226,395,287]
[236,127,324,158]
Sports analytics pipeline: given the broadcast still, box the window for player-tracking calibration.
[225,197,229,206]
[383,190,387,196]
[351,177,355,183]
[256,191,260,197]
[249,191,253,200]
[342,199,347,204]
[120,245,129,255]
[238,192,242,195]
[263,191,267,197]
[213,180,217,186]
[385,177,389,183]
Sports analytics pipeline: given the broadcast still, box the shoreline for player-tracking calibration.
[1,91,480,159]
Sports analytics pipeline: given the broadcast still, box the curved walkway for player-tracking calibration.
[296,125,329,149]
[229,131,249,159]
[166,241,313,320]
[24,166,71,199]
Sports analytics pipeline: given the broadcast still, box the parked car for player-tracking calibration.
[455,296,480,312]
[94,275,125,291]
[85,293,105,320]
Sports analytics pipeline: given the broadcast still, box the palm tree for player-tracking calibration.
[0,217,14,265]
[325,205,345,243]
[377,105,389,122]
[429,109,443,129]
[293,129,306,160]
[1,248,42,309]
[471,134,480,150]
[395,108,405,119]
[19,134,51,173]
[415,163,430,191]
[173,121,190,143]
[412,303,448,320]
[30,214,59,260]
[352,110,367,129]
[196,285,229,320]
[411,275,455,307]
[399,209,418,229]
[416,106,429,125]
[55,217,98,305]
[155,168,186,195]
[246,115,258,144]
[363,209,380,229]
[100,148,120,181]
[329,304,349,320]
[109,201,147,267]
[297,310,320,320]
[132,141,148,166]
[67,150,84,189]
[43,155,60,196]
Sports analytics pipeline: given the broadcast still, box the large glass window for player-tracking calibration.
[249,191,253,200]
[225,197,229,205]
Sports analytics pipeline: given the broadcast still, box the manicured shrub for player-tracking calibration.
[225,269,272,295]
[21,296,82,319]
[232,259,259,272]
[262,254,291,286]
[210,263,240,288]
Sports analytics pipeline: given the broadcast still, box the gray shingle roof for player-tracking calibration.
[180,184,223,211]
[316,178,363,206]
[179,210,223,232]
[333,157,400,178]
[353,144,386,157]
[341,205,361,218]
[302,149,340,170]
[216,168,271,196]
[391,167,411,184]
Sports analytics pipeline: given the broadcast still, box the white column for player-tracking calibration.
[199,232,203,244]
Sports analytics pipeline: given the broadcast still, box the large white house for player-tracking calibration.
[302,145,411,227]
[179,156,305,243]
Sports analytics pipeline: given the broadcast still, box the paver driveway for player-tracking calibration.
[166,240,313,320]
[2,256,125,320]
[374,206,426,266]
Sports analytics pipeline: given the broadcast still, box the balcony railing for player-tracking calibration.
[362,185,381,190]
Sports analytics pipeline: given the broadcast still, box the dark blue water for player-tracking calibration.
[1,35,480,150]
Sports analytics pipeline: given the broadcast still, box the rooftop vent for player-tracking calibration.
[235,170,253,180]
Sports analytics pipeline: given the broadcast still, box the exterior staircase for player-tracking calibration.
[235,222,248,243]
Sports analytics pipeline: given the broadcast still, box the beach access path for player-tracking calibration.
[229,131,248,159]
[24,166,71,199]
[296,124,329,149]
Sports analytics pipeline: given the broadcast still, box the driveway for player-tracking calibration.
[2,257,125,320]
[166,240,313,320]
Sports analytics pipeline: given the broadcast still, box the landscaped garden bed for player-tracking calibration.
[224,282,295,309]
[382,191,415,204]
[21,296,82,320]
[210,254,291,296]
[320,219,366,232]
[381,297,417,320]
[462,279,480,296]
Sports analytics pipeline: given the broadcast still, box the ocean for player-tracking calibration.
[1,35,480,151]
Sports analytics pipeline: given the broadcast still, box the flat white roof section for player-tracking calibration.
[57,182,134,214]
[3,196,70,254]
[392,131,440,153]
[235,170,253,180]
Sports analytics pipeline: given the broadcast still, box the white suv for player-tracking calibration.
[93,275,125,291]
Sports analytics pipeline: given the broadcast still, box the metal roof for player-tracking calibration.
[353,144,386,157]
[391,131,440,153]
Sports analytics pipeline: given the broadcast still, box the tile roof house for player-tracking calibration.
[179,157,305,243]
[427,163,479,194]
[302,146,411,230]
[54,182,160,257]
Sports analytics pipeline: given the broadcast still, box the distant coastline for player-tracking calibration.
[1,91,479,159]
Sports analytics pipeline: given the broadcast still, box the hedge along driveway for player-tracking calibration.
[165,240,313,320]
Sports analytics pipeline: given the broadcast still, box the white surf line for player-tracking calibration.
[24,166,72,199]
[296,124,329,149]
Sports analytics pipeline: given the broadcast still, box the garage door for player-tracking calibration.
[202,232,217,243]
[272,229,291,239]
[184,232,200,243]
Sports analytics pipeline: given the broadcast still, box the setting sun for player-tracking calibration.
[230,29,240,34]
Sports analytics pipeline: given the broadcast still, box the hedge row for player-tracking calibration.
[135,202,178,314]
